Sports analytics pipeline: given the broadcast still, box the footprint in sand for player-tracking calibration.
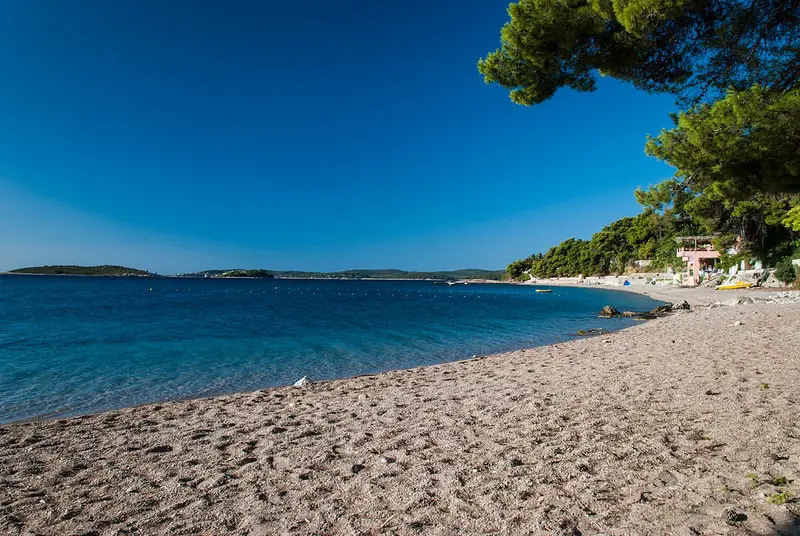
[146,445,173,454]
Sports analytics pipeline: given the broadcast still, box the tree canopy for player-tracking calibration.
[484,0,800,279]
[646,86,800,197]
[645,86,800,261]
[479,0,800,106]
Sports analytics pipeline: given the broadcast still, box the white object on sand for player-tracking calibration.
[293,376,310,387]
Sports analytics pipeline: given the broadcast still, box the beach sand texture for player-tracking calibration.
[2,303,799,535]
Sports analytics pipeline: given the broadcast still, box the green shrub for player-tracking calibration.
[775,257,798,285]
[767,490,792,505]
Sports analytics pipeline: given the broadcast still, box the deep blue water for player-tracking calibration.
[0,276,661,423]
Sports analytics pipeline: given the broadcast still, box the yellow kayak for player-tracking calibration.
[535,289,552,293]
[716,281,753,290]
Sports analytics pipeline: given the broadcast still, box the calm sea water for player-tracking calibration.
[0,276,661,423]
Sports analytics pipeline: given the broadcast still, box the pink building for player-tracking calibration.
[677,236,721,285]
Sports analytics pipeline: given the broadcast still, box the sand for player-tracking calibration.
[2,301,800,535]
[522,277,796,307]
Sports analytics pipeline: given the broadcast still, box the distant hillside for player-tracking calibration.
[9,265,152,276]
[186,269,274,278]
[182,268,505,281]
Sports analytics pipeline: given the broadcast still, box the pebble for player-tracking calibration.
[146,445,173,454]
[351,463,365,474]
[723,509,747,526]
[293,376,310,387]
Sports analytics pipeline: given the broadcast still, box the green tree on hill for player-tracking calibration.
[645,86,800,262]
[482,0,800,274]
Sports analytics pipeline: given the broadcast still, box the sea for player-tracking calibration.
[0,275,661,423]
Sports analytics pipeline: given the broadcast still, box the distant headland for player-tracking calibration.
[7,265,152,277]
[4,265,505,281]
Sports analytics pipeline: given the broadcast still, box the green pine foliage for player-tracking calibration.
[645,87,800,264]
[478,0,799,106]
[486,0,800,278]
[775,258,799,285]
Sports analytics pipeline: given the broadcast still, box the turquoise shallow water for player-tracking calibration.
[0,275,661,423]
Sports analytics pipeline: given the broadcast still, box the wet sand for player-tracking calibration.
[2,302,800,535]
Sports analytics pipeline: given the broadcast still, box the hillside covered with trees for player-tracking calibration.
[483,0,800,283]
[9,265,152,276]
[507,186,702,279]
[190,269,275,278]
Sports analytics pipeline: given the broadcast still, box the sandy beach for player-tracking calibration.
[2,297,800,535]
[522,276,794,307]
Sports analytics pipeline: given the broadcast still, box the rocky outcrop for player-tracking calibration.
[598,305,621,318]
[600,300,691,319]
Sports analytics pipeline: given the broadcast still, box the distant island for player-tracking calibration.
[193,269,275,279]
[8,265,152,277]
[183,268,505,281]
[5,266,505,281]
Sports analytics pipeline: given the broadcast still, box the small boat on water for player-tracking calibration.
[716,281,753,290]
[535,289,552,293]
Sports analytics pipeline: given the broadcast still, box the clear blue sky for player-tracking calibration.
[0,1,678,274]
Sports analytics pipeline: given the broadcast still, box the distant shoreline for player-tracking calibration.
[515,274,793,306]
[7,270,780,306]
[3,265,505,281]
[0,272,503,283]
[14,268,778,304]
